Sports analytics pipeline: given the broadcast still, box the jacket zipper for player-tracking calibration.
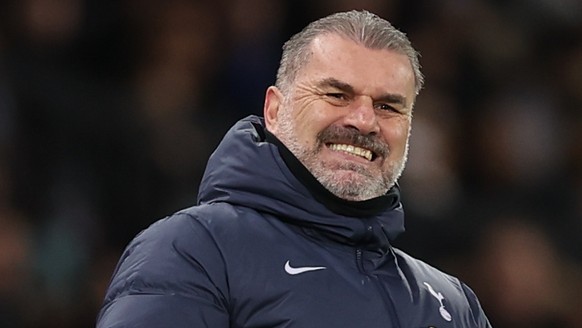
[356,248,401,328]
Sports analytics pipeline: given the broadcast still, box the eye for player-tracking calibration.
[324,93,350,106]
[327,93,346,100]
[375,103,398,112]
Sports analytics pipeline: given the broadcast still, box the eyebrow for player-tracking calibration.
[316,77,408,107]
[317,77,355,94]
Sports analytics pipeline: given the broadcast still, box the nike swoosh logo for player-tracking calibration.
[284,260,326,275]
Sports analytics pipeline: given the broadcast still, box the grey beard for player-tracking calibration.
[275,111,406,201]
[299,144,400,201]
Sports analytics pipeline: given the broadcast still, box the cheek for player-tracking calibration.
[292,104,338,143]
[380,119,411,152]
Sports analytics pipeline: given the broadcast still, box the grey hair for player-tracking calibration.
[275,10,423,96]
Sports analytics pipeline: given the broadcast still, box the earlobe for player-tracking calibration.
[263,86,283,132]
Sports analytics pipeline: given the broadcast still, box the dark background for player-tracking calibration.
[0,0,581,327]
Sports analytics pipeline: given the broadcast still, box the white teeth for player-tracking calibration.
[328,144,373,161]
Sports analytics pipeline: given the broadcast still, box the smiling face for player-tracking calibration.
[265,33,416,201]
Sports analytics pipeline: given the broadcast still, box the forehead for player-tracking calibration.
[298,33,415,97]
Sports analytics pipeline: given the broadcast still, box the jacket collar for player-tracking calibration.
[197,115,406,249]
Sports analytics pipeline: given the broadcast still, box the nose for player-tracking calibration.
[342,96,380,135]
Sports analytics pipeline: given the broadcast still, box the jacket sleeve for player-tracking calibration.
[461,282,493,328]
[96,212,230,328]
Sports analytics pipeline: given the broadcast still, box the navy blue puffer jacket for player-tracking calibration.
[97,116,492,327]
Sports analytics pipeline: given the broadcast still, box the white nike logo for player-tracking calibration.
[284,260,326,275]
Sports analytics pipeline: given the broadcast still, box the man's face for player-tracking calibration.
[265,33,416,201]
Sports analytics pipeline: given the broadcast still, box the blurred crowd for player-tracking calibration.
[0,0,580,327]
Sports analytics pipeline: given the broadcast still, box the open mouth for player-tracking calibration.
[327,143,376,161]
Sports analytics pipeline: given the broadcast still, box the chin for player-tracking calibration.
[321,170,386,201]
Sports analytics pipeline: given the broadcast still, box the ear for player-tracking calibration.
[263,86,284,133]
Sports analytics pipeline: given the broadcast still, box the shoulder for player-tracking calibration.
[98,205,235,327]
[393,248,492,327]
[105,202,275,294]
[393,248,466,301]
[132,202,265,249]
[103,204,241,304]
[393,248,458,283]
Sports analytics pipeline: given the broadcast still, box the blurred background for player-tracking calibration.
[0,0,580,327]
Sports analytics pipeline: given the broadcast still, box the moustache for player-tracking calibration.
[317,126,389,159]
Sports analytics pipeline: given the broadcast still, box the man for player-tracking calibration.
[97,10,492,327]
